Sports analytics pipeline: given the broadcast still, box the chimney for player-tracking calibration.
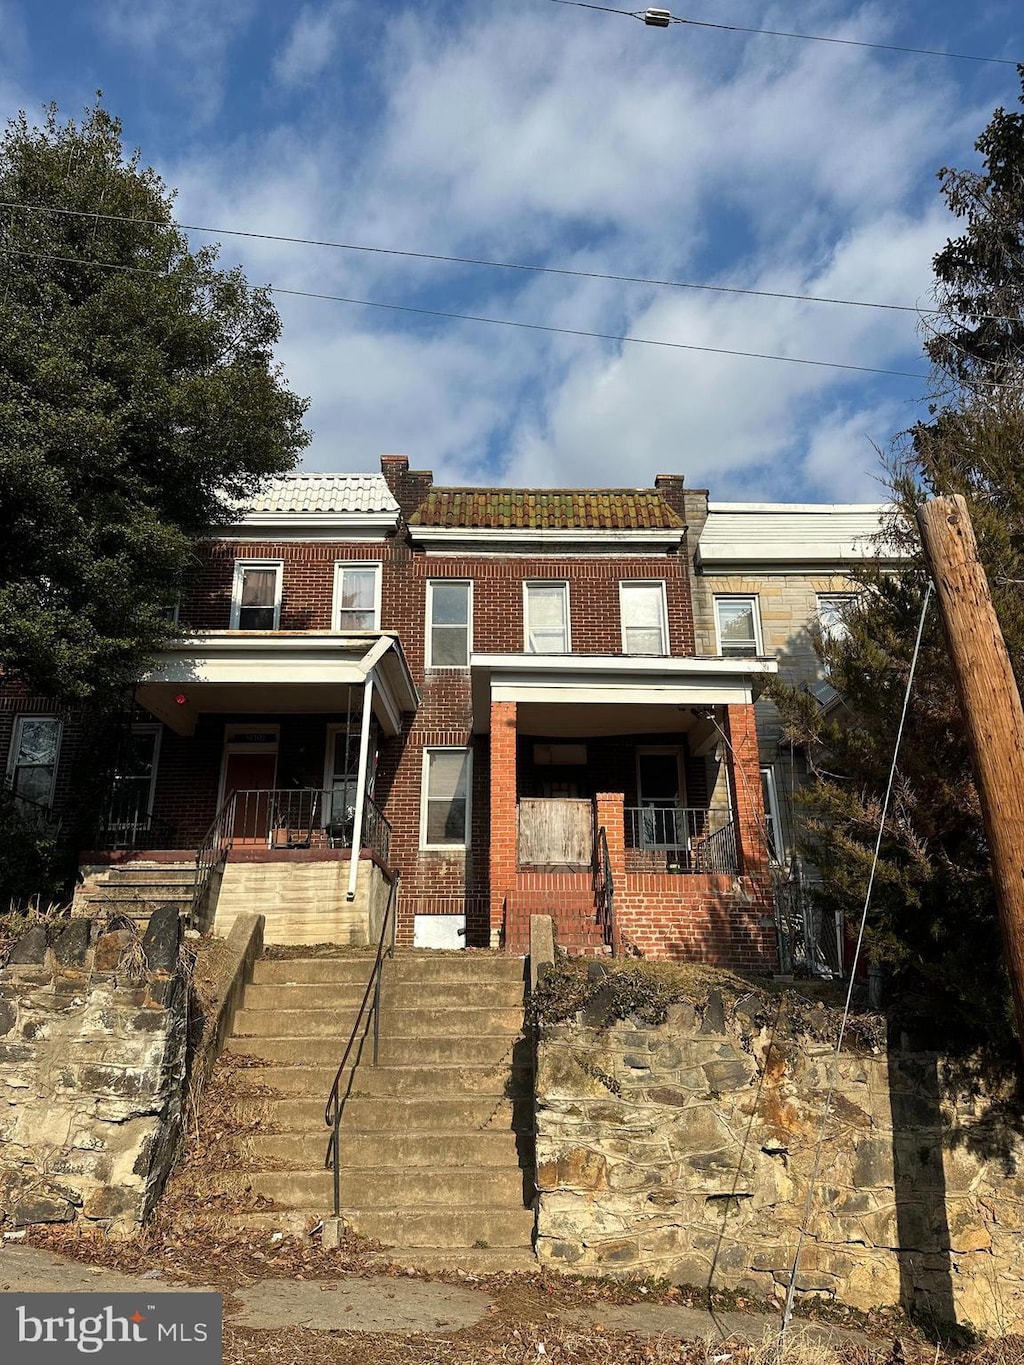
[654,473,686,518]
[379,454,434,520]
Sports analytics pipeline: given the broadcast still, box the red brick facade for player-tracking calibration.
[3,457,779,971]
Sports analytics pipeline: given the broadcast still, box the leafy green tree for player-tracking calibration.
[0,101,309,702]
[0,101,309,899]
[774,75,1024,1049]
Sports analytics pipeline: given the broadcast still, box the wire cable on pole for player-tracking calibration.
[0,198,939,318]
[0,245,930,381]
[546,0,1020,66]
[778,579,935,1345]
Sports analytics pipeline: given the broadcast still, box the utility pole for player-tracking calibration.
[917,494,1024,1054]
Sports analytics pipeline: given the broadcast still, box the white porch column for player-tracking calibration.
[346,673,375,901]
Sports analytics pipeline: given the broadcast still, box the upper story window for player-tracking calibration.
[427,580,472,668]
[817,594,856,646]
[334,562,381,631]
[6,716,62,813]
[620,581,668,655]
[231,560,283,630]
[524,582,570,654]
[715,595,762,657]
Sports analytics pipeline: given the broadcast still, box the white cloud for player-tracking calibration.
[92,0,256,120]
[139,1,999,496]
[273,4,349,90]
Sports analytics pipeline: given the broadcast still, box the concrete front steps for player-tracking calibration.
[77,863,197,921]
[219,950,537,1262]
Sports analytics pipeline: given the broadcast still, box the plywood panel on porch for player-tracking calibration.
[518,799,593,867]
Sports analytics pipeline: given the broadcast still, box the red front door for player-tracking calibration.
[224,751,278,842]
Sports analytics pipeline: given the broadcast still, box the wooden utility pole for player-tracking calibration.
[917,494,1024,1054]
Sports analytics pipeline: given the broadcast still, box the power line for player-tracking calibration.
[547,0,1020,66]
[0,197,937,318]
[0,245,929,381]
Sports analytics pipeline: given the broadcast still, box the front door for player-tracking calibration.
[224,750,278,842]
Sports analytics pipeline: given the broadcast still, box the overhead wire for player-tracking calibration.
[0,198,938,318]
[546,0,1020,66]
[0,244,930,381]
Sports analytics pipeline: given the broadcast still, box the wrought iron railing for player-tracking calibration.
[190,791,237,924]
[324,872,399,1219]
[362,795,392,866]
[228,787,392,862]
[624,806,738,874]
[593,825,618,955]
[98,790,174,850]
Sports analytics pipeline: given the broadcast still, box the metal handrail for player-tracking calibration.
[624,805,738,874]
[593,825,618,955]
[323,871,400,1220]
[361,794,392,866]
[190,791,237,924]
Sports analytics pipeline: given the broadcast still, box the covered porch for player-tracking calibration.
[79,631,418,937]
[472,654,779,967]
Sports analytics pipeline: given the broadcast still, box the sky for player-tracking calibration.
[1,0,1021,501]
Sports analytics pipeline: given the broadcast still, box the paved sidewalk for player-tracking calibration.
[0,1244,864,1346]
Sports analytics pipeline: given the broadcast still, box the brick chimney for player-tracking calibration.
[380,454,434,520]
[654,473,686,518]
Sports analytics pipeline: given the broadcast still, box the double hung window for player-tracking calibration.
[524,582,570,654]
[231,561,282,630]
[335,563,381,631]
[421,748,471,848]
[7,717,62,813]
[620,581,668,655]
[427,581,472,667]
[715,596,762,656]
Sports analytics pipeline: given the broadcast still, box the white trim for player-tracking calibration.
[619,579,668,656]
[218,511,398,536]
[332,560,382,631]
[420,746,472,850]
[523,580,571,654]
[714,594,763,657]
[5,715,63,811]
[426,579,473,669]
[410,527,683,546]
[230,559,283,631]
[707,501,890,513]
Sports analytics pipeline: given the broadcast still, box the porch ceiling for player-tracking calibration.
[470,653,776,734]
[136,631,418,737]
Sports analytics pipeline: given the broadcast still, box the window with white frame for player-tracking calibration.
[231,561,282,630]
[421,748,471,848]
[334,562,381,631]
[427,581,471,667]
[715,595,762,656]
[620,581,668,655]
[760,765,783,863]
[524,581,570,654]
[816,594,856,645]
[6,716,62,812]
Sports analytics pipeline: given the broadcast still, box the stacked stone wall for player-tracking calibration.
[535,990,1024,1335]
[0,909,188,1233]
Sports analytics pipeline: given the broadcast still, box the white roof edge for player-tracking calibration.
[706,501,894,514]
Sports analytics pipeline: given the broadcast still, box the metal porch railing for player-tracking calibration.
[624,806,738,874]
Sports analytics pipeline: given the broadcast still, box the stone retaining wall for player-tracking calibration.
[535,989,1024,1335]
[0,908,189,1234]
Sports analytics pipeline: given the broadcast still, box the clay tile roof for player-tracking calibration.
[240,473,399,516]
[408,489,684,531]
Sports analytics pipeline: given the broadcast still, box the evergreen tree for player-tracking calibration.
[774,73,1024,1049]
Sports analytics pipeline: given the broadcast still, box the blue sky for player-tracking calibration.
[1,1,1021,499]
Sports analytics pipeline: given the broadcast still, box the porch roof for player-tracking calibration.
[469,653,776,734]
[136,631,418,738]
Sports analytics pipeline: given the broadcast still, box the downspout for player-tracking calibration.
[346,673,375,901]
